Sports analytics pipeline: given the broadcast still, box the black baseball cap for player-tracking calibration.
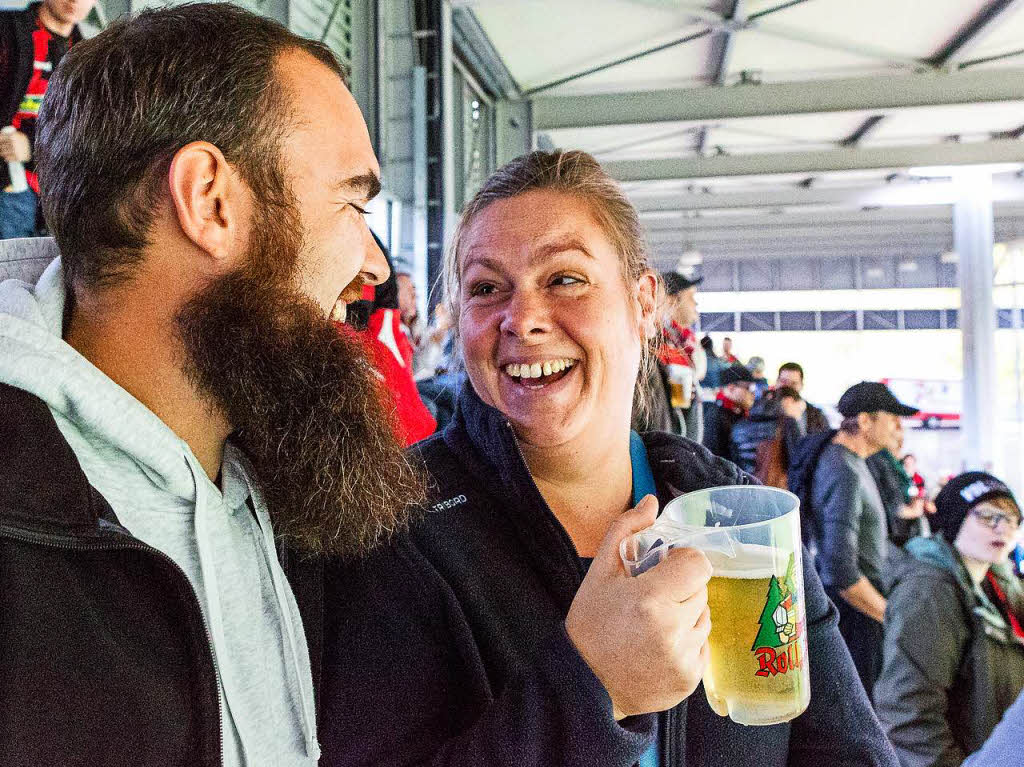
[662,271,703,295]
[837,381,918,418]
[932,471,1020,541]
[721,363,756,386]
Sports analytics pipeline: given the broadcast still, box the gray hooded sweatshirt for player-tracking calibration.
[0,259,320,766]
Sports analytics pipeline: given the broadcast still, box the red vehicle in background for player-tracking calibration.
[882,378,961,429]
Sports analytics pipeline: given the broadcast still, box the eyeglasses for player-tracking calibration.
[970,508,1022,531]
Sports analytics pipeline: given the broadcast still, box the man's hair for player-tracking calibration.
[778,361,804,379]
[775,385,801,401]
[36,2,344,293]
[839,415,859,434]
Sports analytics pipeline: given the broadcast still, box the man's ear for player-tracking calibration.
[635,271,659,339]
[167,142,241,265]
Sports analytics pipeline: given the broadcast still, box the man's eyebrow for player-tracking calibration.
[336,171,381,200]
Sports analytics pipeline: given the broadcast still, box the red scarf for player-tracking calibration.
[986,571,1024,642]
[716,391,748,417]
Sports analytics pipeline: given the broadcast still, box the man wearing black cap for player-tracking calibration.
[702,362,756,460]
[634,271,705,440]
[806,381,918,700]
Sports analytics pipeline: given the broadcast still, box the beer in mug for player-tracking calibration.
[703,543,810,725]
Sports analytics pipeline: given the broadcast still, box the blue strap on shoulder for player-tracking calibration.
[630,431,658,506]
[629,431,661,767]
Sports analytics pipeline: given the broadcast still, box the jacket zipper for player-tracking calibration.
[0,524,224,765]
[504,423,677,767]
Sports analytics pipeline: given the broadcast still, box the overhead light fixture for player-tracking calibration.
[940,251,959,264]
[865,267,885,279]
[897,261,919,273]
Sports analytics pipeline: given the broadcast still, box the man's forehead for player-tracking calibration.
[275,48,379,177]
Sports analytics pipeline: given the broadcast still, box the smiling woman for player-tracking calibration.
[320,151,899,767]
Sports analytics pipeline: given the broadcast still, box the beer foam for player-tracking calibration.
[705,542,788,579]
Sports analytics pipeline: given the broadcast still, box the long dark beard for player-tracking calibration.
[176,209,424,560]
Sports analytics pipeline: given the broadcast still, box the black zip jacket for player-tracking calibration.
[320,384,899,767]
[0,382,325,767]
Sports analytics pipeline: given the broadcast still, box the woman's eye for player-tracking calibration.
[551,274,584,287]
[469,282,496,297]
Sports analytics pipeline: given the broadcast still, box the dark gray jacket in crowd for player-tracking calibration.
[866,449,927,547]
[810,442,889,593]
[729,393,802,475]
[875,536,1024,767]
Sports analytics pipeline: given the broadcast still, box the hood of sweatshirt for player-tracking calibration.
[0,258,207,500]
[0,259,320,759]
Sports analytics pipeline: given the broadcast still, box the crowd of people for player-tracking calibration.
[642,283,1024,766]
[1,3,1022,767]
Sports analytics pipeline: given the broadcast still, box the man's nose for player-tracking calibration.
[361,225,390,286]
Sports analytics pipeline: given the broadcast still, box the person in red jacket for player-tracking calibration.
[334,236,436,446]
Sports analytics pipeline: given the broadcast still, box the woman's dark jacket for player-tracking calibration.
[320,384,899,767]
[0,383,325,767]
[875,536,1024,767]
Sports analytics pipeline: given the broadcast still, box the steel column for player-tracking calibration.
[955,169,999,472]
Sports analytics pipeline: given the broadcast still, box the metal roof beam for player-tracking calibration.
[602,139,1024,182]
[648,245,947,260]
[533,69,1024,130]
[696,0,745,155]
[640,205,960,225]
[520,0,804,96]
[930,0,1024,67]
[839,115,886,147]
[671,1,928,70]
[630,179,1024,211]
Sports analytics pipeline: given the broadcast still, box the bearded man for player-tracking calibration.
[0,4,423,766]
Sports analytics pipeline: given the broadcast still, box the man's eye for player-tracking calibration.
[347,203,369,216]
[469,282,496,297]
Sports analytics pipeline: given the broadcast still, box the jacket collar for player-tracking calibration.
[0,382,112,534]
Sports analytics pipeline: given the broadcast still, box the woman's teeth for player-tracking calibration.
[504,359,576,379]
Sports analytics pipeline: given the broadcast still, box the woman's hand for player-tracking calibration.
[565,495,712,719]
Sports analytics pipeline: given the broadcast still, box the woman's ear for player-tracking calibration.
[635,271,659,339]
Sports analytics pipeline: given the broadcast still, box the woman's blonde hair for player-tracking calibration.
[442,149,657,418]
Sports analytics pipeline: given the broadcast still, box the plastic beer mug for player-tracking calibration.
[621,485,810,726]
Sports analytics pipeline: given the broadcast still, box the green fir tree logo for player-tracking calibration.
[752,574,786,650]
[751,554,799,651]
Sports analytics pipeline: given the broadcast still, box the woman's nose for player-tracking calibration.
[499,289,551,340]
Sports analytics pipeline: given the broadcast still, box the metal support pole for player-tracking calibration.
[412,66,429,313]
[440,0,456,241]
[955,169,998,473]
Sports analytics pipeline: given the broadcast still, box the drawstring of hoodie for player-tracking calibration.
[242,472,321,760]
